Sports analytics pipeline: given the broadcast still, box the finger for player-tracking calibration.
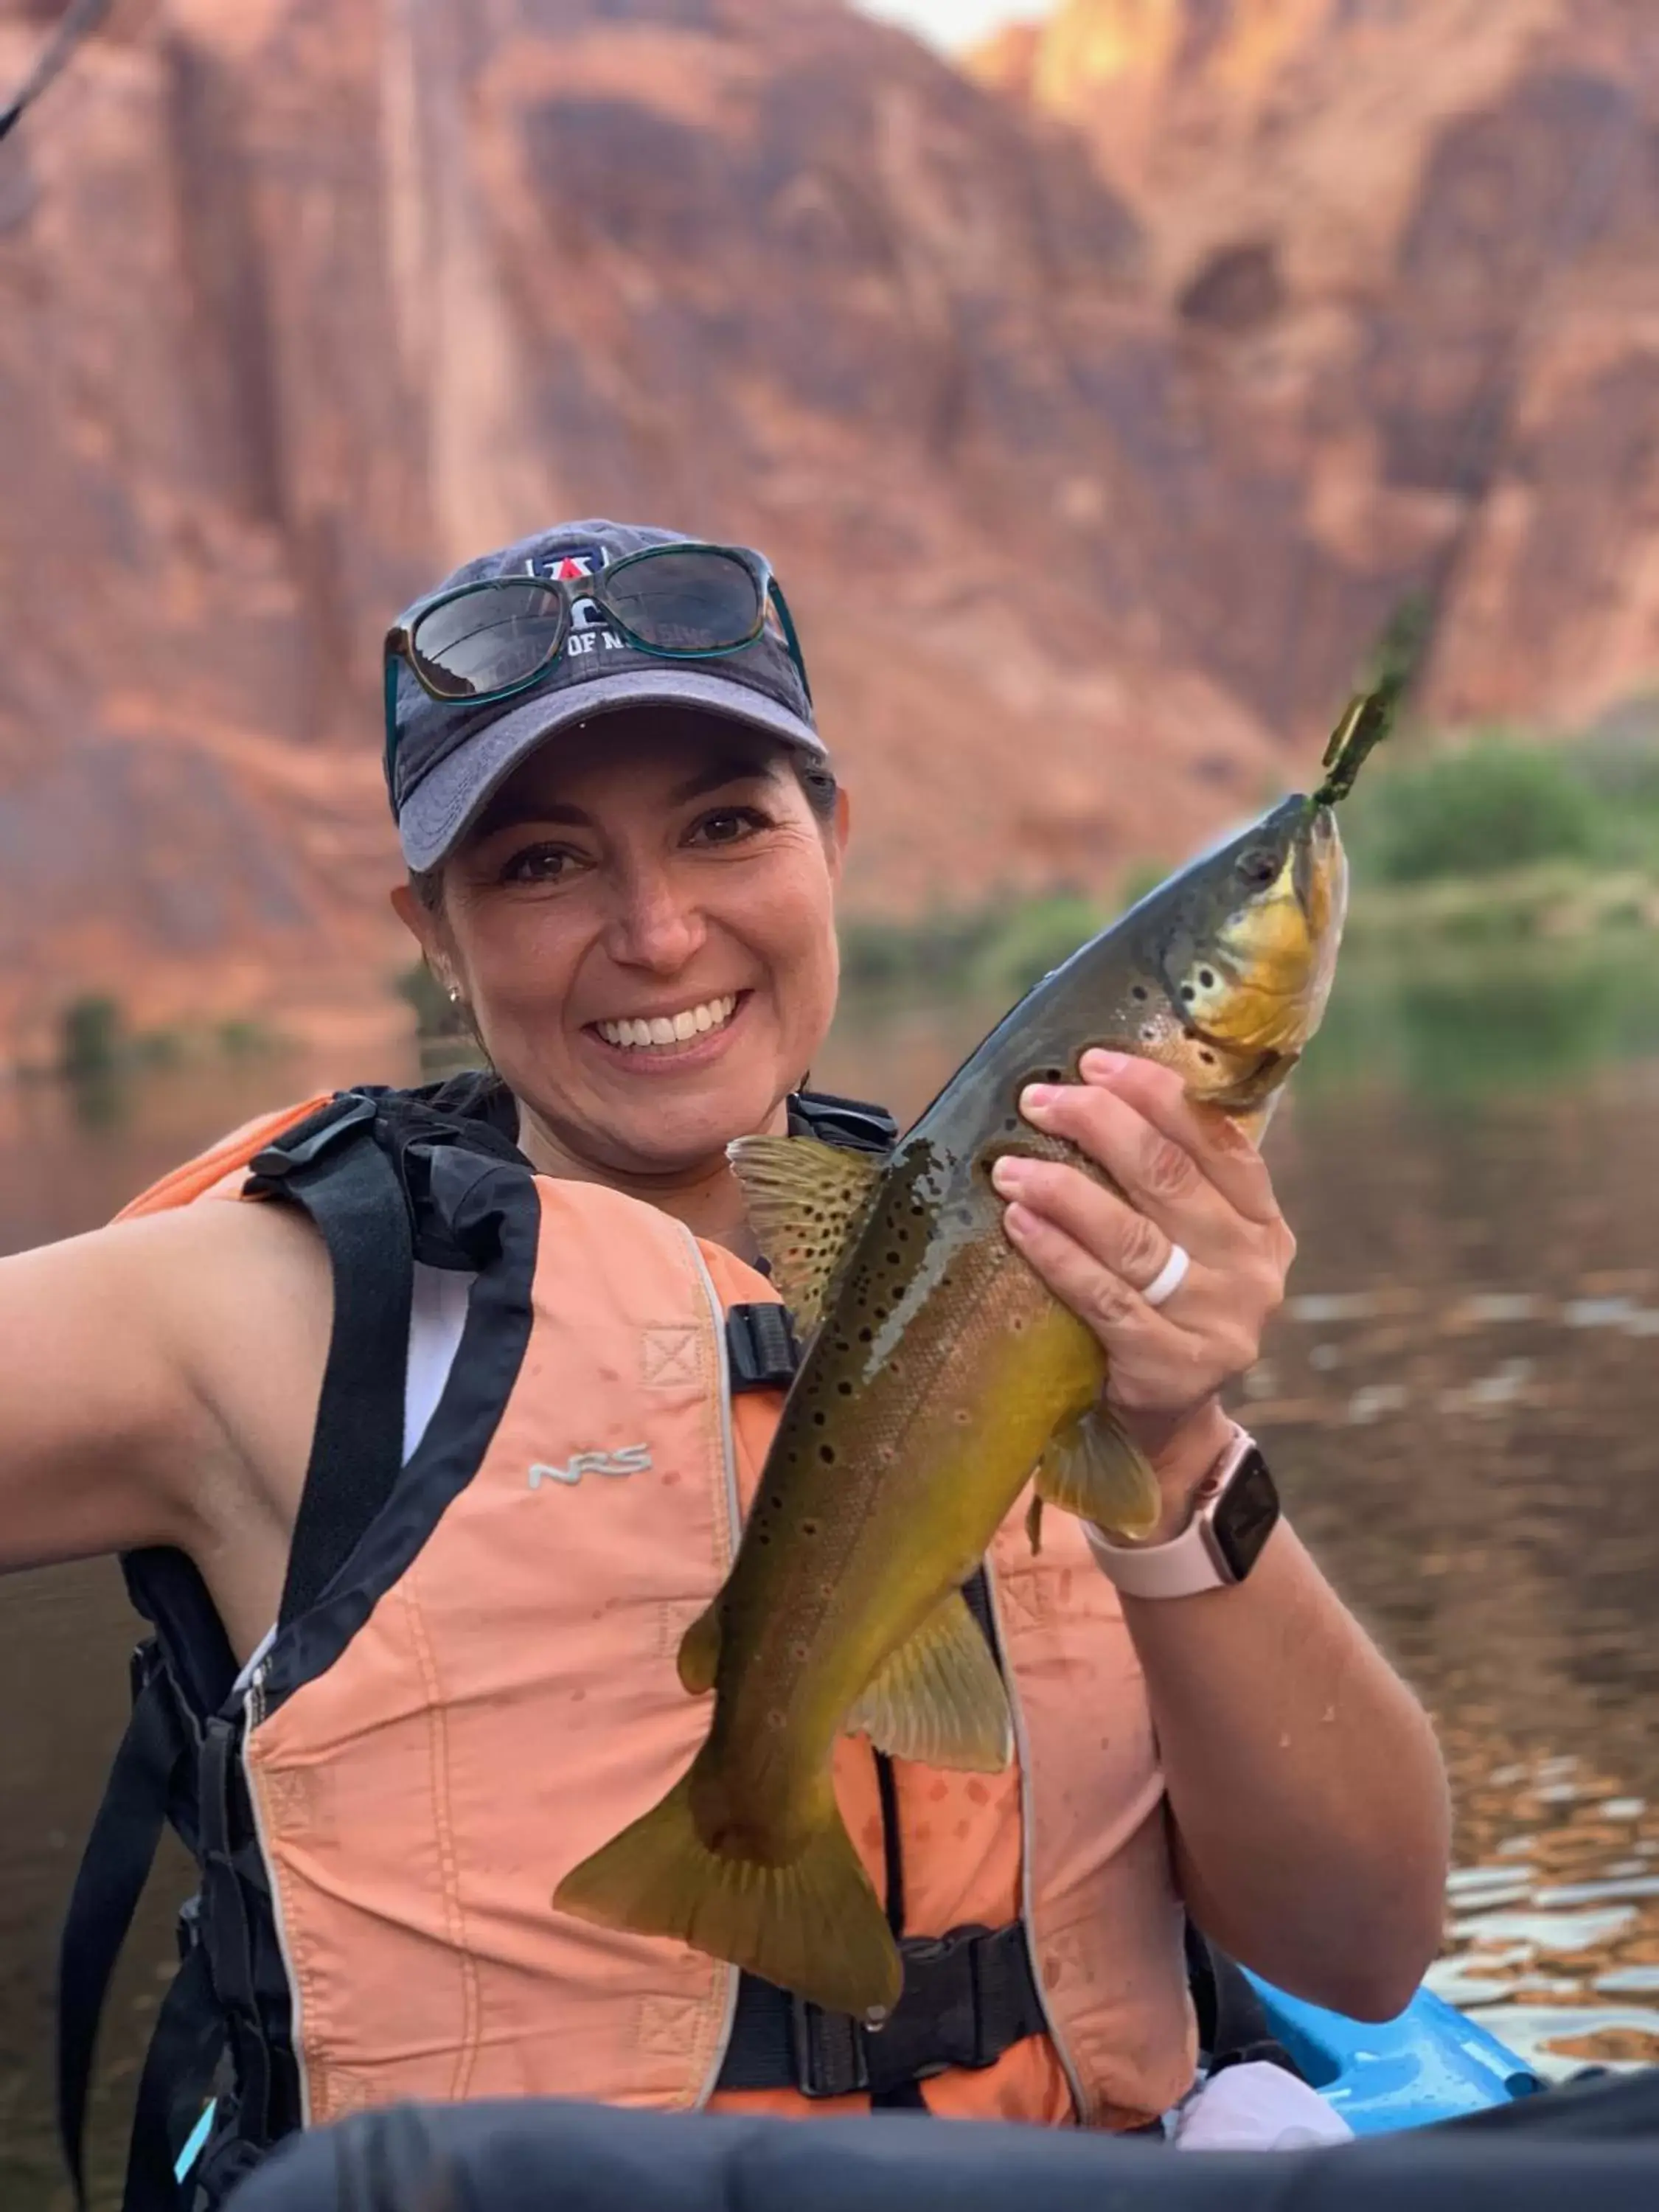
[1017,1081,1240,1257]
[1001,1204,1211,1402]
[1027,1054,1280,1229]
[991,1153,1189,1304]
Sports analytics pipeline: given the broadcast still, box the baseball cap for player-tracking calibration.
[387,520,827,872]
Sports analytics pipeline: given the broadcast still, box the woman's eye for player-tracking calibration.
[692,807,766,847]
[500,844,577,885]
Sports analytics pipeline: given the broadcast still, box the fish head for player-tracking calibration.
[1129,794,1347,1113]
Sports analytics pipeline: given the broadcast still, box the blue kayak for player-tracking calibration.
[1249,1972,1545,2134]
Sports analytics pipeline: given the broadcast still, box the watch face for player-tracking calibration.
[1211,1446,1280,1582]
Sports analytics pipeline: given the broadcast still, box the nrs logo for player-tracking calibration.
[528,1445,653,1489]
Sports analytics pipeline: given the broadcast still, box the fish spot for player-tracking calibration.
[813,1411,827,1426]
[858,1328,872,1343]
[1180,984,1196,1002]
[838,1382,853,1397]
[953,1408,971,1427]
[1130,984,1149,1002]
[790,1641,810,1662]
[1140,1025,1158,1043]
[1199,1049,1215,1065]
[966,1779,990,1804]
[1199,968,1215,989]
[818,1446,836,1464]
[886,1251,900,1265]
[801,1520,821,1537]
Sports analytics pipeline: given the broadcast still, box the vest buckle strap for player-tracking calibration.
[725,1303,801,1394]
[786,1922,1046,2100]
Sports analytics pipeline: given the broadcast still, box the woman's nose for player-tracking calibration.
[602,869,707,973]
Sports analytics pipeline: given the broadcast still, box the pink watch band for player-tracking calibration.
[1086,1425,1260,1599]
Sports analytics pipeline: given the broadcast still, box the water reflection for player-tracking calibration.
[0,942,1656,2205]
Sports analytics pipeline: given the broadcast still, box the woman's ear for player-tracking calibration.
[829,784,852,882]
[390,883,456,997]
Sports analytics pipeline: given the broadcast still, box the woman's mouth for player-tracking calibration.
[588,992,748,1062]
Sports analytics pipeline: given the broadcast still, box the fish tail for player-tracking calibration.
[554,1769,902,2021]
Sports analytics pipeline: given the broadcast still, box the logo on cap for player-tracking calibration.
[526,543,625,661]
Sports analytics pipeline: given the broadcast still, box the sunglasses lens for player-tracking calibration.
[606,549,764,653]
[410,581,564,700]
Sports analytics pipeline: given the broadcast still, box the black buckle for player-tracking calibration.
[789,1924,1033,2099]
[249,1093,378,1182]
[790,1994,871,2099]
[726,1303,802,1393]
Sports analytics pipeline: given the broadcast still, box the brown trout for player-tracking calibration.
[554,782,1357,2019]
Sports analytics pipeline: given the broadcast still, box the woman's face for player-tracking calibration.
[394,712,848,1180]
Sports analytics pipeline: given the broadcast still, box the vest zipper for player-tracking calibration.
[981,1552,1091,2124]
[676,1227,744,2098]
[241,1658,313,2128]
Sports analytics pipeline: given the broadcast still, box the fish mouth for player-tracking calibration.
[1161,799,1348,1077]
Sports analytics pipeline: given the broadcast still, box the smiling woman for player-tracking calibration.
[392,709,849,1224]
[9,515,1449,2212]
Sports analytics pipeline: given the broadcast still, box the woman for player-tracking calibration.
[18,522,1448,2211]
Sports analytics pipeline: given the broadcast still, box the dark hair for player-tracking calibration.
[408,752,838,911]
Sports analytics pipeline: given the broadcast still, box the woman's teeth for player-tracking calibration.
[594,995,740,1051]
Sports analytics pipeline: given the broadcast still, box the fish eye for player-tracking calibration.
[1237,846,1280,888]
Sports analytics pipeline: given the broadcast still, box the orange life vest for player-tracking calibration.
[75,1082,1194,2208]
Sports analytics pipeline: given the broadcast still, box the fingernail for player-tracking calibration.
[1003,1203,1035,1238]
[1081,1049,1133,1081]
[991,1155,1029,1194]
[1020,1084,1057,1114]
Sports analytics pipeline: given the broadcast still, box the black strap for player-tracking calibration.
[1184,1924,1302,2079]
[56,1651,186,2208]
[248,1102,415,1628]
[121,1939,223,2212]
[718,1922,1046,2099]
[788,1088,898,1155]
[725,1304,802,1392]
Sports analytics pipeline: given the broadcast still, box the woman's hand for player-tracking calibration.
[990,1047,1295,1532]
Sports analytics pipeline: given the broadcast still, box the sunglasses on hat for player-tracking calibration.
[383,541,813,773]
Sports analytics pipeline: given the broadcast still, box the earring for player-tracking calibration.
[446,984,462,1006]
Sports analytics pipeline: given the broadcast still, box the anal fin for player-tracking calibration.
[1037,1405,1162,1540]
[845,1590,1012,1773]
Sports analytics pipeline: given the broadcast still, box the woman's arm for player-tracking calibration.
[990,1051,1450,2022]
[0,1201,328,1607]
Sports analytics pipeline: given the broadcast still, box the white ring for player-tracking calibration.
[1141,1241,1191,1310]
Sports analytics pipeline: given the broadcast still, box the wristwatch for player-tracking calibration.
[1087,1425,1281,1599]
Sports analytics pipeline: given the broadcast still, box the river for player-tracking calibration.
[1,938,1657,2207]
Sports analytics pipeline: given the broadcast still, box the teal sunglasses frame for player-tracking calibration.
[383,541,813,782]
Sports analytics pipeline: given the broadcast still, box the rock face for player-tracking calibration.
[4,0,1657,1053]
[0,0,1280,1056]
[970,0,1659,736]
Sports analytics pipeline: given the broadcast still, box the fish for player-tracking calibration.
[554,759,1371,2021]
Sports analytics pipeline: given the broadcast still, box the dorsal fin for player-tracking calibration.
[727,1135,882,1326]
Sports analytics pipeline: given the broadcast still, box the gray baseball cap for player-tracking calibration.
[386,520,827,872]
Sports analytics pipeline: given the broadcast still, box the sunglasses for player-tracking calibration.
[383,542,813,774]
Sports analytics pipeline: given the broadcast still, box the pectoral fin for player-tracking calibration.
[845,1590,1012,1773]
[678,1601,722,1695]
[726,1135,882,1326]
[1036,1405,1162,1540]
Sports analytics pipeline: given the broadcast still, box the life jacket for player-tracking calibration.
[56,1075,1196,2212]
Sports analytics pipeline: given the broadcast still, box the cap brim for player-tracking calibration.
[396,667,829,872]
